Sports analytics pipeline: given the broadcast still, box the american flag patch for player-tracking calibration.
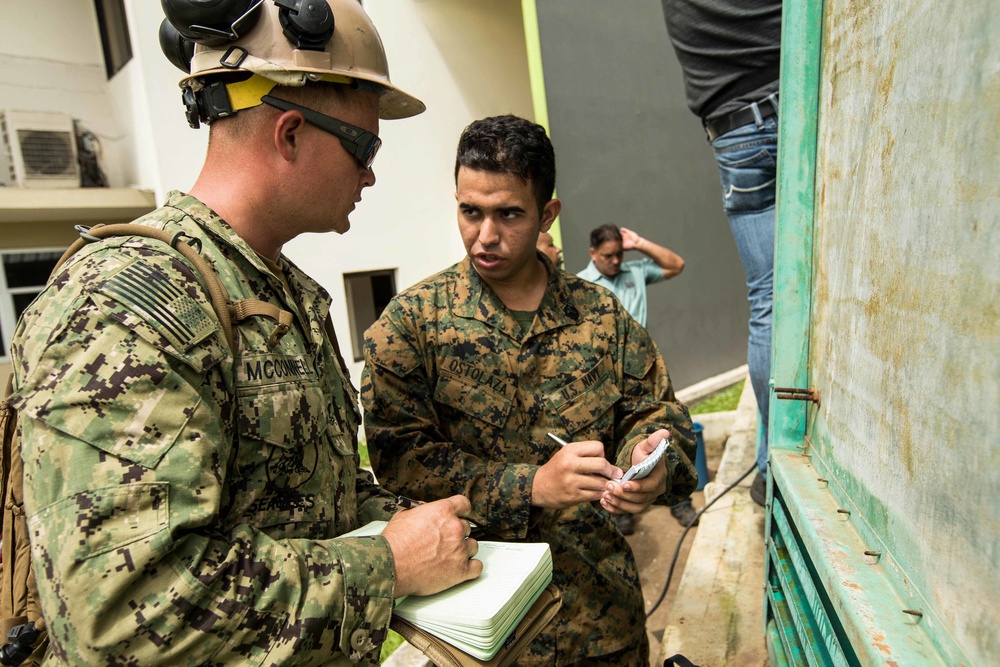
[101,260,216,351]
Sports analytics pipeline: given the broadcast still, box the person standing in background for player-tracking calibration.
[577,224,685,333]
[661,0,781,505]
[577,223,694,530]
[536,230,564,269]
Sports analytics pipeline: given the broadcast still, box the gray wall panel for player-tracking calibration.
[536,0,750,391]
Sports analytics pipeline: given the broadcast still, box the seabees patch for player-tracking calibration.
[99,259,216,352]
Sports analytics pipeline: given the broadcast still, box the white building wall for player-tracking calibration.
[121,0,209,200]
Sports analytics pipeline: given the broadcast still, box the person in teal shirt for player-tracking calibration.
[577,224,684,328]
[578,223,695,531]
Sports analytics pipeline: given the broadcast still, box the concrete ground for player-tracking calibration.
[626,408,732,663]
[655,383,768,667]
[385,382,767,667]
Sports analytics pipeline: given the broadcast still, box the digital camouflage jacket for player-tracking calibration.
[10,192,399,666]
[361,256,697,665]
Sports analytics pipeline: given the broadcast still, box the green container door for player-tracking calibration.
[767,0,999,665]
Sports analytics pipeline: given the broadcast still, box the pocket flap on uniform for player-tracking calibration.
[433,370,512,430]
[29,483,170,562]
[237,382,330,449]
[16,336,206,470]
[546,356,622,434]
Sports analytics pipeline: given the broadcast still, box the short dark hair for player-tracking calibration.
[454,115,556,212]
[589,224,622,249]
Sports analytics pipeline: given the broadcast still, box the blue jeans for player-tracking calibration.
[711,113,778,475]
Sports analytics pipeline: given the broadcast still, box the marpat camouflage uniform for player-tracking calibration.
[10,192,400,666]
[361,256,697,666]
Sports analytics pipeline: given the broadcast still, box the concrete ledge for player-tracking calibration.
[0,186,156,223]
[659,383,768,667]
[676,365,748,405]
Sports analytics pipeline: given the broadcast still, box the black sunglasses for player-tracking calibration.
[261,95,382,169]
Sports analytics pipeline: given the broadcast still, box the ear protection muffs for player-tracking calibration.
[158,18,197,72]
[159,0,335,72]
[274,0,335,51]
[160,0,264,47]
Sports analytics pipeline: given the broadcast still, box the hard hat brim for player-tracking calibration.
[378,85,426,120]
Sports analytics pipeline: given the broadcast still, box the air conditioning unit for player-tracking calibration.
[1,110,80,188]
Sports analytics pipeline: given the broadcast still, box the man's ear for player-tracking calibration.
[540,198,561,232]
[273,110,307,161]
[589,245,599,262]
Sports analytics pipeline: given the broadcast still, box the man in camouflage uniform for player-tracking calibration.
[7,2,480,664]
[361,115,697,666]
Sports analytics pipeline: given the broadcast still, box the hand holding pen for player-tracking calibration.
[395,495,425,509]
[530,433,623,510]
[547,432,570,448]
[397,495,479,532]
[382,494,482,597]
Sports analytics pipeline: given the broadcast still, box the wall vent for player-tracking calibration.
[1,110,80,188]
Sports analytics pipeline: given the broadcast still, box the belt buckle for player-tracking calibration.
[704,115,732,142]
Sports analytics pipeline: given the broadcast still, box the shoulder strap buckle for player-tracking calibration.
[229,299,295,349]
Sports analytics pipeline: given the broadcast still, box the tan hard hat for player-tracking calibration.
[181,0,424,120]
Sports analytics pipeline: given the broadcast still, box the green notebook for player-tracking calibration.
[338,521,553,661]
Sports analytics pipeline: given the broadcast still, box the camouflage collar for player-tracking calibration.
[537,267,581,329]
[163,191,273,276]
[453,257,580,335]
[162,191,331,336]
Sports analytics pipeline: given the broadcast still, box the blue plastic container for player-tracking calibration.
[693,422,708,491]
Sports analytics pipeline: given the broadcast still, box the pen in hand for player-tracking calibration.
[396,495,425,509]
[547,432,569,447]
[397,495,479,531]
[548,432,619,482]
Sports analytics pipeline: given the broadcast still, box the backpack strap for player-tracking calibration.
[1,375,47,667]
[1,375,18,617]
[61,224,297,351]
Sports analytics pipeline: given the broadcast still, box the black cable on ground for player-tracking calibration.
[646,462,759,618]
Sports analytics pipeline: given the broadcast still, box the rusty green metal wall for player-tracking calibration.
[771,0,999,664]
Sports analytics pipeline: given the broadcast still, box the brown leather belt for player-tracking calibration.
[704,96,778,141]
